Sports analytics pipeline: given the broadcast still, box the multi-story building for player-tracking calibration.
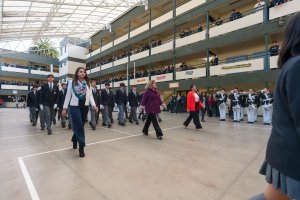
[60,0,299,100]
[0,51,59,107]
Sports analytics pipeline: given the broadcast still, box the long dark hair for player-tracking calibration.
[278,13,300,68]
[73,67,90,87]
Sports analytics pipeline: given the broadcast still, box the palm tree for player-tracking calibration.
[29,39,59,59]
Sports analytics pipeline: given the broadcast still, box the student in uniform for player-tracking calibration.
[27,85,38,126]
[258,88,273,125]
[229,88,242,122]
[249,13,300,200]
[89,80,101,130]
[246,89,258,123]
[39,74,59,135]
[100,83,114,128]
[35,87,45,130]
[115,82,128,126]
[58,82,67,128]
[62,67,98,157]
[128,85,139,125]
[215,89,227,121]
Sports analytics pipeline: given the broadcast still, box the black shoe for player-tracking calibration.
[196,126,203,130]
[32,122,37,126]
[240,119,244,121]
[89,122,93,128]
[102,123,107,127]
[108,124,112,128]
[53,121,56,125]
[129,120,133,123]
[47,128,52,135]
[142,130,148,135]
[157,136,163,140]
[118,123,125,126]
[135,121,139,125]
[183,123,188,128]
[41,127,45,130]
[92,126,96,130]
[79,147,85,157]
[138,117,141,119]
[158,118,162,122]
[68,125,72,129]
[62,124,65,128]
[233,120,237,122]
[73,142,77,149]
[111,120,114,124]
[201,120,206,122]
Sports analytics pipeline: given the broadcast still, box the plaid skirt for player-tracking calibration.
[260,161,300,199]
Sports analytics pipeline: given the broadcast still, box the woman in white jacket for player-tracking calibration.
[62,67,98,157]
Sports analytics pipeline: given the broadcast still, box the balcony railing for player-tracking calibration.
[269,0,300,20]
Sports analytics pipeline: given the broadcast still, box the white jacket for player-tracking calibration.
[63,80,96,109]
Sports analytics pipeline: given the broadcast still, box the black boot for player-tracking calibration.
[79,147,85,157]
[73,142,77,149]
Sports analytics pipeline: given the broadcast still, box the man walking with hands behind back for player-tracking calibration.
[39,74,59,135]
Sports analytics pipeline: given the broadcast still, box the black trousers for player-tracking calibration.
[184,111,202,129]
[201,108,206,121]
[142,113,163,137]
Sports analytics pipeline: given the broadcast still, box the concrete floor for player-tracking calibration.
[0,108,271,200]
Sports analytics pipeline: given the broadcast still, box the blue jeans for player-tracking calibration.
[117,104,125,123]
[70,106,89,148]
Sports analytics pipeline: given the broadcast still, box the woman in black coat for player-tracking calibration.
[249,13,300,200]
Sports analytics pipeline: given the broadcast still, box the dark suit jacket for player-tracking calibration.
[265,55,300,181]
[115,88,127,105]
[27,91,37,107]
[199,95,209,109]
[35,90,42,110]
[39,83,59,107]
[101,89,114,107]
[58,89,67,109]
[128,90,139,107]
[91,87,101,107]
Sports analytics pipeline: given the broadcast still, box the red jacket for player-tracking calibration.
[187,91,203,112]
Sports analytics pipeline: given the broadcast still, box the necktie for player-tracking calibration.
[50,84,53,91]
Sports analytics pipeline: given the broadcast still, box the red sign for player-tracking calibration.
[156,75,166,81]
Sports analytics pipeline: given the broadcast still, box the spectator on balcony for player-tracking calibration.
[157,38,162,46]
[254,0,265,10]
[151,39,157,47]
[179,62,189,71]
[197,25,203,32]
[269,41,280,56]
[186,28,192,36]
[215,17,224,26]
[229,9,238,21]
[179,30,185,38]
[211,55,219,66]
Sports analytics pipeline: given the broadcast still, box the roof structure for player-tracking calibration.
[0,0,144,50]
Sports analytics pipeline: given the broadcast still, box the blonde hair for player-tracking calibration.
[145,80,155,90]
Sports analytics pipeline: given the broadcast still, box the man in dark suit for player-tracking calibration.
[100,83,114,128]
[27,85,38,126]
[35,87,45,130]
[39,74,59,135]
[58,82,67,128]
[89,80,101,130]
[115,82,127,126]
[128,85,139,125]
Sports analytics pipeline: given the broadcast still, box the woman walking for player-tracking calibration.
[62,67,98,157]
[183,84,203,130]
[249,13,300,200]
[140,80,166,140]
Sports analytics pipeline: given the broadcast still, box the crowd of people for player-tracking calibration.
[0,80,43,89]
[168,87,274,125]
[2,62,50,71]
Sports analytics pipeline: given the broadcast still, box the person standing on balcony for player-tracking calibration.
[254,0,265,10]
[183,84,203,130]
[229,9,238,21]
[269,41,280,56]
[62,67,98,157]
[39,74,59,135]
[249,12,300,200]
[140,80,166,140]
